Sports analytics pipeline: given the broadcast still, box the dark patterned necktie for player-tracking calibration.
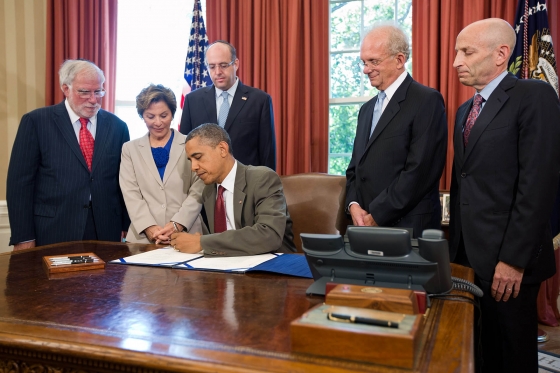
[214,185,227,233]
[463,94,484,147]
[79,118,94,171]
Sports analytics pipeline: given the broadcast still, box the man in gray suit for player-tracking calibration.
[7,59,130,250]
[345,23,447,238]
[170,123,295,256]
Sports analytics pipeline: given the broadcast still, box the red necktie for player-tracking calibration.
[463,94,485,147]
[214,185,227,233]
[79,118,95,171]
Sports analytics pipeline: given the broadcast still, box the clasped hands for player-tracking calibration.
[145,222,184,244]
[349,204,378,227]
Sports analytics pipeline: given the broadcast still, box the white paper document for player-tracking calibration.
[111,247,202,266]
[182,253,278,272]
[111,248,279,272]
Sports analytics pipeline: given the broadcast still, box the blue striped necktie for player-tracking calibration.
[218,91,230,128]
[370,91,386,138]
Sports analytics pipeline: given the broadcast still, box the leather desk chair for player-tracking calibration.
[280,173,351,253]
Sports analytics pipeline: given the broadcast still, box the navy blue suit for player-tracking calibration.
[7,101,130,246]
[345,74,447,238]
[179,81,276,170]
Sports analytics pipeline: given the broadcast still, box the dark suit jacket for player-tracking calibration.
[199,162,296,256]
[449,73,560,284]
[7,101,130,246]
[345,74,448,237]
[179,81,276,170]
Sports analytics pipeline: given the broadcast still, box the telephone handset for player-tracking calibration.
[418,229,483,297]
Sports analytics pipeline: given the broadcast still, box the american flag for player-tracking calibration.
[508,0,558,95]
[181,0,212,108]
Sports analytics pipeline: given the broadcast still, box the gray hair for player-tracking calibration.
[365,22,410,61]
[186,123,233,154]
[58,59,105,87]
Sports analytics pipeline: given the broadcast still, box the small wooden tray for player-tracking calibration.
[43,252,105,274]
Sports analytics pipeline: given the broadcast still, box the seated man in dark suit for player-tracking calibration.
[7,59,130,250]
[170,123,295,256]
[179,40,276,170]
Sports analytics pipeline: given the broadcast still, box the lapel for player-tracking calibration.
[162,130,185,184]
[361,74,412,160]
[203,184,217,233]
[203,86,218,122]
[138,133,164,187]
[454,100,471,164]
[232,162,248,229]
[53,102,90,172]
[91,109,110,174]
[463,73,514,163]
[224,81,249,131]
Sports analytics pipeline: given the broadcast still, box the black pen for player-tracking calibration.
[328,313,399,328]
[50,259,96,265]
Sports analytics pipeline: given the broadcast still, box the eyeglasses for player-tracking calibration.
[357,55,394,70]
[75,88,106,99]
[206,61,235,71]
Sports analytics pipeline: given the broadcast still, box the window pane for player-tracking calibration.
[330,1,362,52]
[330,52,363,98]
[329,103,361,175]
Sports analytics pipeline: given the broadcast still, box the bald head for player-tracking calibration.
[453,18,515,90]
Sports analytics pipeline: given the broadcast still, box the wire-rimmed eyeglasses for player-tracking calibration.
[356,55,394,70]
[75,88,106,99]
[206,60,235,71]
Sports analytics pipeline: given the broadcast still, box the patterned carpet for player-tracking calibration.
[539,350,560,372]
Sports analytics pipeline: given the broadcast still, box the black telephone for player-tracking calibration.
[418,229,482,297]
[301,227,483,297]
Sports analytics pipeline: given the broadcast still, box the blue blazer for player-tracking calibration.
[345,74,448,238]
[7,101,130,246]
[179,81,276,170]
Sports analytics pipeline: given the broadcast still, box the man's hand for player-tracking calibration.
[491,261,524,302]
[170,232,202,253]
[13,241,36,251]
[349,204,369,226]
[363,214,378,227]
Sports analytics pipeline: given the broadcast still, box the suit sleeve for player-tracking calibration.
[7,113,40,245]
[179,95,194,136]
[500,83,560,268]
[370,90,447,225]
[119,142,158,234]
[259,95,276,170]
[200,170,287,256]
[119,124,131,232]
[171,171,204,232]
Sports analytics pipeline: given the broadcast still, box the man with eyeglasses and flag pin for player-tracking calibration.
[345,22,447,238]
[7,59,130,250]
[179,40,276,171]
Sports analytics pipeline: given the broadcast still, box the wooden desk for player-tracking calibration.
[0,242,474,372]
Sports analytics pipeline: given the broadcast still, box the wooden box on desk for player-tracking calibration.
[326,284,420,314]
[291,304,423,369]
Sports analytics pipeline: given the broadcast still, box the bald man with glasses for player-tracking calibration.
[179,40,276,171]
[7,59,130,249]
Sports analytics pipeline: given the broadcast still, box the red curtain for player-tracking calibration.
[206,0,329,175]
[45,0,118,113]
[412,0,516,191]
